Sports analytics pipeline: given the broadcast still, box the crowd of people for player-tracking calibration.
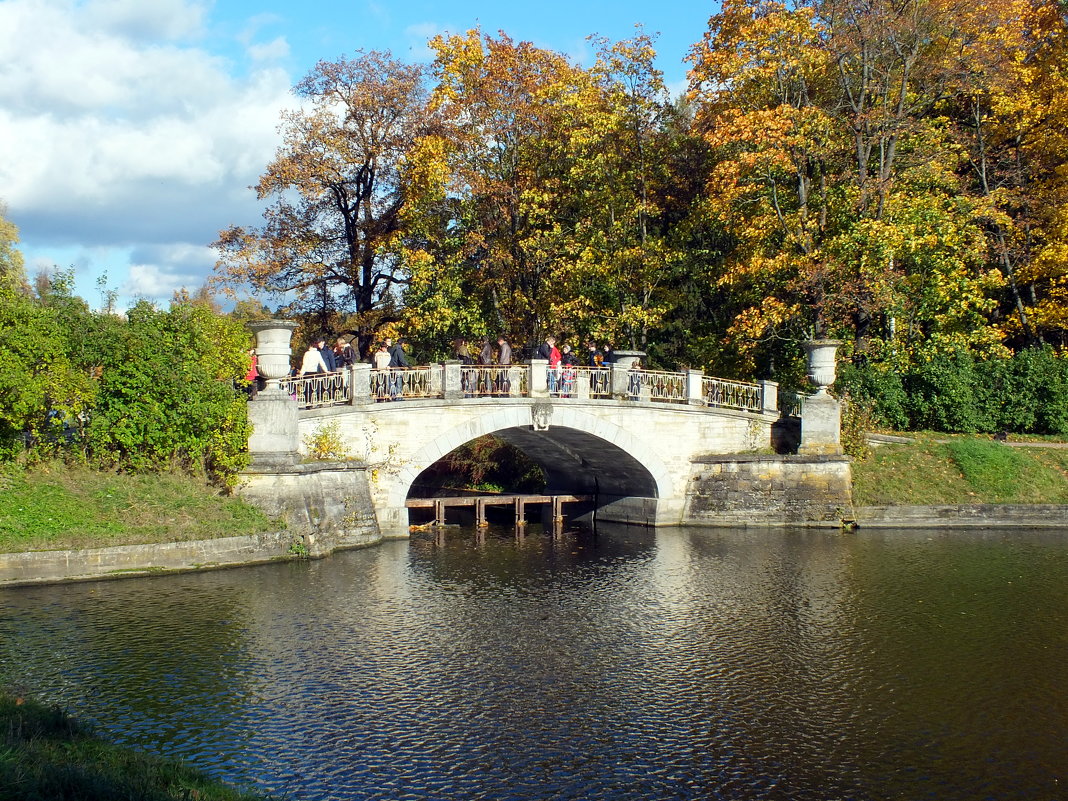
[244,333,621,402]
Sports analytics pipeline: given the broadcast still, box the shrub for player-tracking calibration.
[835,361,909,430]
[902,351,986,433]
[303,421,349,461]
[80,300,251,487]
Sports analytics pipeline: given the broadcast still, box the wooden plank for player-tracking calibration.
[406,494,592,508]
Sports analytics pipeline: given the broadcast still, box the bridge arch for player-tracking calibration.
[383,405,675,514]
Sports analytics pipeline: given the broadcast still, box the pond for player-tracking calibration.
[2,524,1067,800]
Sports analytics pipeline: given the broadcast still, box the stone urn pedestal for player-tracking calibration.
[610,350,646,398]
[798,340,843,456]
[247,320,300,468]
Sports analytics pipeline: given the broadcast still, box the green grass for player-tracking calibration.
[852,436,1068,506]
[0,691,269,801]
[0,464,276,552]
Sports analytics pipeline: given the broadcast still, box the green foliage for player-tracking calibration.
[839,393,874,461]
[840,348,1068,437]
[416,435,546,493]
[0,691,270,800]
[287,539,310,558]
[990,347,1068,435]
[835,362,909,430]
[0,285,94,457]
[902,351,987,434]
[302,421,349,461]
[82,300,251,486]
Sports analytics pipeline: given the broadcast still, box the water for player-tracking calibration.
[3,524,1068,800]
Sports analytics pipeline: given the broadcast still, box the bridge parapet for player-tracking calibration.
[278,360,776,416]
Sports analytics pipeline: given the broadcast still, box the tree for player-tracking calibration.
[687,0,1008,372]
[215,52,431,352]
[557,29,681,351]
[0,202,27,294]
[403,30,593,348]
[946,0,1068,348]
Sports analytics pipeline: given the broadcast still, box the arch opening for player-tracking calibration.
[405,425,660,528]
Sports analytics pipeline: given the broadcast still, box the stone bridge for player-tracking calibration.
[237,325,851,546]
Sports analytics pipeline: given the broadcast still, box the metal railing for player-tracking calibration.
[572,366,612,398]
[703,376,764,412]
[778,389,806,417]
[282,363,774,416]
[371,366,442,401]
[280,372,351,409]
[460,365,528,397]
[628,369,689,403]
[546,366,580,397]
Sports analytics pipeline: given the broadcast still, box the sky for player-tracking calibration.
[0,0,718,310]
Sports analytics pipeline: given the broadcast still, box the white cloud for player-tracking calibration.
[0,0,296,306]
[84,0,207,41]
[123,262,199,303]
[248,36,290,63]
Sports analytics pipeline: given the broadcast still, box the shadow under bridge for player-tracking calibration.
[411,425,661,528]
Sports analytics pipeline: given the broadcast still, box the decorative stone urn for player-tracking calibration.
[803,339,841,395]
[799,339,843,456]
[249,320,298,388]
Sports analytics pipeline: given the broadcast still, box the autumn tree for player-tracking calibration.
[214,51,431,350]
[402,30,592,349]
[946,0,1068,348]
[688,0,1007,373]
[556,29,682,351]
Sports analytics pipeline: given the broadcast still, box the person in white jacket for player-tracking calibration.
[299,342,329,375]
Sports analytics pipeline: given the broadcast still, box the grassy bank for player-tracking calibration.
[851,435,1068,506]
[0,692,268,801]
[0,463,276,553]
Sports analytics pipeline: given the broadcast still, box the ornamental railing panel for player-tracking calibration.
[280,372,351,410]
[461,365,529,397]
[572,366,611,398]
[630,369,688,403]
[546,365,581,397]
[372,366,441,401]
[778,389,806,418]
[702,376,763,412]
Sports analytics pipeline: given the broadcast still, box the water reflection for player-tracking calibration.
[2,525,1067,800]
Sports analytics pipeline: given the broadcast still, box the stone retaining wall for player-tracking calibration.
[684,454,853,527]
[854,505,1068,528]
[0,526,382,588]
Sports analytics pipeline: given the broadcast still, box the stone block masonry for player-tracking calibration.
[685,454,853,526]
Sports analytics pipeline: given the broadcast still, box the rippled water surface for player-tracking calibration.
[3,525,1068,800]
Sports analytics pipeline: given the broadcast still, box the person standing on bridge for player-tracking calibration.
[334,337,356,368]
[537,336,561,395]
[388,337,411,400]
[300,342,329,376]
[316,338,337,372]
[299,341,330,405]
[372,342,391,400]
[495,335,512,397]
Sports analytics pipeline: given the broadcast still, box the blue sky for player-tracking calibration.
[0,0,718,309]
